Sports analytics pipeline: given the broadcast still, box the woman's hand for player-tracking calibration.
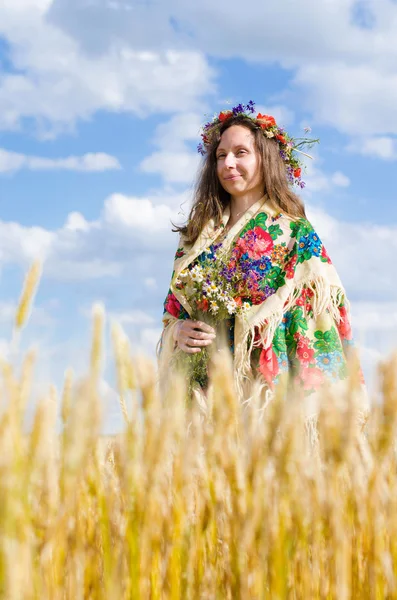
[173,319,216,354]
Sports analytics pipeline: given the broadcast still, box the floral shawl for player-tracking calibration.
[157,194,369,426]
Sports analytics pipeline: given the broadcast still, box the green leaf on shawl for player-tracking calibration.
[285,332,297,360]
[273,327,287,355]
[254,212,268,229]
[268,224,283,240]
[239,218,256,238]
[297,250,313,264]
[262,266,286,290]
[289,307,308,335]
[313,327,341,354]
[239,212,268,237]
[290,218,313,239]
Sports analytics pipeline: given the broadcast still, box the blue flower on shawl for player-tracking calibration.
[277,352,289,372]
[298,230,322,258]
[250,256,272,277]
[317,351,344,380]
[280,311,292,331]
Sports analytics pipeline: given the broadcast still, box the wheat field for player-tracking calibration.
[0,264,396,599]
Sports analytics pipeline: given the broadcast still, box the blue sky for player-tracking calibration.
[0,0,396,431]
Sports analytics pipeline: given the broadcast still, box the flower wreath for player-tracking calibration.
[197,100,319,188]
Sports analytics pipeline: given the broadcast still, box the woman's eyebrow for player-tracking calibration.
[216,144,249,153]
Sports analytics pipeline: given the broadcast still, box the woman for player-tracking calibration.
[157,101,369,425]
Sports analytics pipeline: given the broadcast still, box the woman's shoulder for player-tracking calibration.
[261,208,313,239]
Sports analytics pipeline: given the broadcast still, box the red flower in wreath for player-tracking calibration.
[276,134,287,144]
[218,111,233,122]
[293,167,301,178]
[256,113,276,129]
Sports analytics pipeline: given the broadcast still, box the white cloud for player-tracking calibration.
[139,112,203,183]
[331,171,351,187]
[103,193,178,233]
[347,136,397,160]
[306,203,397,298]
[139,151,201,184]
[2,0,397,143]
[0,1,217,136]
[110,310,155,326]
[0,148,121,174]
[293,62,397,137]
[352,301,397,332]
[45,259,122,281]
[256,104,295,127]
[0,220,54,264]
[64,212,95,232]
[153,112,204,151]
[300,153,351,193]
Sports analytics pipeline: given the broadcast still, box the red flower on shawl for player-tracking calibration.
[285,254,297,279]
[337,305,353,340]
[321,245,332,264]
[296,286,314,308]
[165,293,183,319]
[296,335,315,366]
[256,113,276,129]
[259,345,279,388]
[218,110,233,122]
[235,228,274,260]
[299,366,325,391]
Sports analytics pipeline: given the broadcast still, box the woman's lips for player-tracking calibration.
[225,175,241,180]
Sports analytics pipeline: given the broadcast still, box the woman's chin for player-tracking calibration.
[224,179,244,191]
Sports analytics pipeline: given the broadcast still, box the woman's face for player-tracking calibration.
[216,125,264,198]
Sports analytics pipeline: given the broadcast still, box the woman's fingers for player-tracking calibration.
[174,318,217,353]
[193,320,216,335]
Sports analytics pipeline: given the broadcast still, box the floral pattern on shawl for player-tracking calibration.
[159,207,365,396]
[250,286,365,395]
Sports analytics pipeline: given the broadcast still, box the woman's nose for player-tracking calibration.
[224,152,236,167]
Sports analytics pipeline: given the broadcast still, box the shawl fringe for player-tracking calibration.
[233,273,348,402]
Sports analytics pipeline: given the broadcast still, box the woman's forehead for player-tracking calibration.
[217,126,254,150]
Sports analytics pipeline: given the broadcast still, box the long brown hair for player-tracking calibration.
[172,114,307,245]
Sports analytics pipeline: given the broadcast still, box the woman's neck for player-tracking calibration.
[229,192,266,223]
